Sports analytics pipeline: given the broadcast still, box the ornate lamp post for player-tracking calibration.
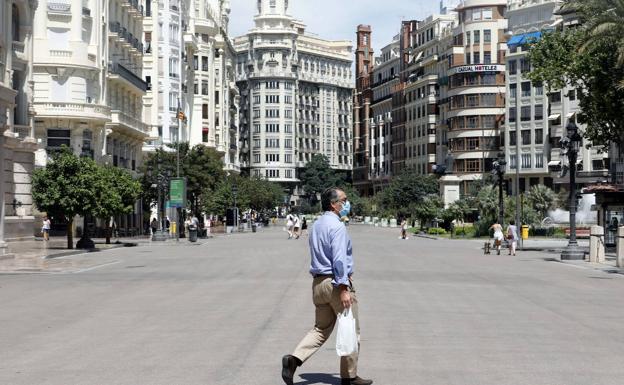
[149,163,171,242]
[560,121,584,260]
[492,152,507,225]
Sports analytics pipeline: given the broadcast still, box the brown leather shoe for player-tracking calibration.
[281,355,299,385]
[341,376,373,385]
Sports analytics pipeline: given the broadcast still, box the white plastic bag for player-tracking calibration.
[335,307,358,356]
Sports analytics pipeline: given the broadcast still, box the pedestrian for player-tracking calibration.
[300,216,308,237]
[293,214,301,239]
[490,222,504,255]
[281,187,373,385]
[506,220,519,256]
[285,212,295,239]
[42,216,51,241]
[400,218,408,240]
[150,218,158,235]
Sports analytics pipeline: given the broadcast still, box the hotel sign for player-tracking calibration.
[450,65,505,75]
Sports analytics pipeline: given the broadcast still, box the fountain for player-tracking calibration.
[547,193,597,226]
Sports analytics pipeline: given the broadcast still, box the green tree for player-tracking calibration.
[413,195,443,229]
[299,154,344,202]
[526,185,557,220]
[202,175,283,216]
[140,143,225,216]
[92,166,142,244]
[443,200,471,225]
[528,17,624,148]
[31,149,100,249]
[379,168,439,217]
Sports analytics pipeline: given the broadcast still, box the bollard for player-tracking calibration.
[589,225,605,263]
[618,226,624,268]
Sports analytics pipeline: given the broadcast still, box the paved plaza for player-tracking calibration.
[1,225,624,385]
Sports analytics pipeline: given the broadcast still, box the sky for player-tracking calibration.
[228,0,444,53]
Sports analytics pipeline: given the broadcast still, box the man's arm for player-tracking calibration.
[330,225,352,308]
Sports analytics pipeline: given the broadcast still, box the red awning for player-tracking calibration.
[202,127,209,133]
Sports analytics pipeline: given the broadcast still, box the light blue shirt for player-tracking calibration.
[309,211,353,287]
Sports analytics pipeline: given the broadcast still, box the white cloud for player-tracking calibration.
[229,0,442,53]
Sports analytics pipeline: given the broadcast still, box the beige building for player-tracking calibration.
[1,0,38,252]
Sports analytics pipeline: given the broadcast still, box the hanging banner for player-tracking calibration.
[169,178,187,208]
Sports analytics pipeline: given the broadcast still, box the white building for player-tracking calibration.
[143,0,190,151]
[505,0,609,193]
[187,0,240,172]
[1,0,38,252]
[31,0,149,234]
[233,0,353,200]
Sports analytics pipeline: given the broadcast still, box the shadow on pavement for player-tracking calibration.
[296,373,340,384]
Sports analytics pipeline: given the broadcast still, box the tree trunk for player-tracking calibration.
[67,218,74,249]
[105,220,111,245]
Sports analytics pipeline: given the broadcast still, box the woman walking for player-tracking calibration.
[506,220,519,256]
[490,222,504,255]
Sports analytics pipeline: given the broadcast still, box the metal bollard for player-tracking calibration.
[617,226,624,268]
[589,225,605,263]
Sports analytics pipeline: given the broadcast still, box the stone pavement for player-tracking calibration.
[2,225,624,385]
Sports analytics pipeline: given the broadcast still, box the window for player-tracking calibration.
[465,53,471,65]
[285,124,292,133]
[535,129,543,144]
[215,91,220,105]
[466,32,471,45]
[266,94,280,103]
[484,29,491,43]
[474,30,480,44]
[285,109,292,118]
[193,56,198,71]
[253,95,260,104]
[521,153,532,169]
[285,139,292,148]
[520,58,531,73]
[265,123,279,132]
[509,83,517,99]
[535,153,544,168]
[202,104,208,119]
[510,154,517,169]
[509,107,516,122]
[285,95,292,104]
[509,60,517,75]
[266,81,280,89]
[253,109,260,118]
[484,51,491,64]
[285,154,292,163]
[266,169,280,178]
[201,80,208,95]
[194,83,198,94]
[253,154,261,164]
[266,153,280,162]
[472,9,482,21]
[568,89,576,101]
[482,115,496,129]
[473,52,480,64]
[534,105,543,120]
[47,128,70,150]
[285,82,293,90]
[548,92,561,103]
[266,138,280,148]
[535,83,543,96]
[253,124,261,133]
[266,109,280,118]
[202,56,208,71]
[285,169,293,179]
[509,131,517,145]
[521,82,531,97]
[466,159,481,172]
[521,130,531,145]
[482,8,493,19]
[521,106,531,121]
[169,92,178,112]
[253,139,261,148]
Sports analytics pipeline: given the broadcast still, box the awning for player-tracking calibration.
[548,114,561,120]
[507,31,543,48]
[566,112,576,118]
[202,127,209,132]
[548,160,561,167]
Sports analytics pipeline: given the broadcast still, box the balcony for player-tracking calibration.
[108,110,148,138]
[229,144,238,152]
[33,102,111,122]
[108,62,148,92]
[48,1,71,14]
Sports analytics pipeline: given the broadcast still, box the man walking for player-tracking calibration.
[281,187,372,385]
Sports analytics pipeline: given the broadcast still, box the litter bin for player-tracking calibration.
[521,225,529,240]
[188,225,198,242]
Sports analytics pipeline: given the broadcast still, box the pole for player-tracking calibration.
[515,83,522,249]
[569,150,578,247]
[176,98,181,242]
[498,171,504,225]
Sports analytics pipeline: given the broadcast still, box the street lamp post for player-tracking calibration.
[560,121,584,260]
[150,162,170,242]
[492,152,507,225]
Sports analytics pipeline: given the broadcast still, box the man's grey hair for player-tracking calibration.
[321,187,343,211]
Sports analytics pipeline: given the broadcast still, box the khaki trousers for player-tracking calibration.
[292,276,360,379]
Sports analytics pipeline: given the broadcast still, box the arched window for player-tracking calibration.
[12,4,19,42]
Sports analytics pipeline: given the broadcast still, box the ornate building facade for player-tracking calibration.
[233,0,353,202]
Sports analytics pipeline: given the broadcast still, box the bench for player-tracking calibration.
[564,228,591,239]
